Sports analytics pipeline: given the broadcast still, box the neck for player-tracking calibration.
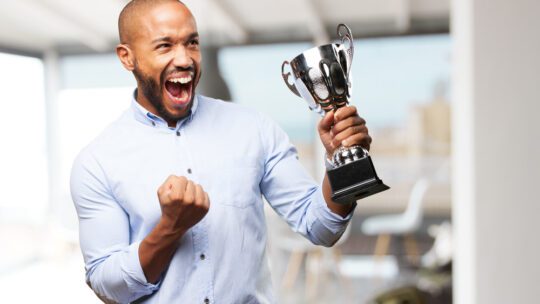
[134,89,177,128]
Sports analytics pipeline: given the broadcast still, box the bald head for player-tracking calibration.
[118,0,187,44]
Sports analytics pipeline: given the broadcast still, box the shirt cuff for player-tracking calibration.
[121,241,162,293]
[324,154,336,170]
[313,189,356,234]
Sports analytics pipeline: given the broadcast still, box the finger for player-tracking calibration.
[332,116,366,134]
[342,133,372,150]
[159,175,179,197]
[318,110,335,133]
[163,175,177,190]
[332,125,368,147]
[183,181,195,204]
[204,191,210,207]
[194,184,205,205]
[170,176,187,200]
[334,106,357,122]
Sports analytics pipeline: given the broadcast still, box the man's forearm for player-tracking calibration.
[322,174,354,218]
[139,220,186,283]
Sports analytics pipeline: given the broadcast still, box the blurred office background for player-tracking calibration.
[0,0,538,303]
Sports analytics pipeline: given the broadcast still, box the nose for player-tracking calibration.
[172,46,193,68]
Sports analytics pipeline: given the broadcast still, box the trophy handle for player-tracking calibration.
[281,61,300,97]
[337,24,354,86]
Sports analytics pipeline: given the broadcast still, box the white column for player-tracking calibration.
[452,1,540,303]
[43,50,61,219]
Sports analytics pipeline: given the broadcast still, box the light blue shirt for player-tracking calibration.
[70,93,354,304]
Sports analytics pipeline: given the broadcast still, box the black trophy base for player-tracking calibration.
[327,155,390,204]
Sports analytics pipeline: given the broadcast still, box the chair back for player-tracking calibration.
[402,178,431,231]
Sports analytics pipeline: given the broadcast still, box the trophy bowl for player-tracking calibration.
[281,24,389,204]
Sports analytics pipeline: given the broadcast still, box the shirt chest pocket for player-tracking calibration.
[200,157,262,208]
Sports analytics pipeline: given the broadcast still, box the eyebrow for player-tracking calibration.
[151,36,173,44]
[187,32,200,41]
[151,32,199,44]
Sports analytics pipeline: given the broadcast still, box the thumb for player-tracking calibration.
[318,110,334,134]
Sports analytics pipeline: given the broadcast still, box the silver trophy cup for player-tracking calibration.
[281,24,389,204]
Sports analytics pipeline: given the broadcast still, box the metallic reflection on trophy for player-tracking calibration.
[281,24,389,204]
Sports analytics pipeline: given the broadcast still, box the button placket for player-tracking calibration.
[192,221,213,304]
[176,124,213,301]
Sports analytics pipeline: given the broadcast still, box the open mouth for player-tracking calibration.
[164,73,193,107]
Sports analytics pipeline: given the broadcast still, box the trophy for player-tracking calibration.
[281,24,389,204]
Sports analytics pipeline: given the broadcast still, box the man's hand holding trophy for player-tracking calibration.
[281,24,389,204]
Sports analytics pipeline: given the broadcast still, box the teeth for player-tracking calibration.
[168,75,192,84]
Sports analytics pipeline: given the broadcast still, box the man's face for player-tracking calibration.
[130,2,201,123]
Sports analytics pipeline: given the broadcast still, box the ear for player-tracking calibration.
[116,44,135,71]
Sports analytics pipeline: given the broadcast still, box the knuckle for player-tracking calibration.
[176,192,184,202]
[184,192,194,204]
[166,190,175,200]
[200,197,210,208]
[167,188,180,201]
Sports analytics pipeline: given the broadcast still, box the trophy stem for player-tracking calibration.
[332,145,367,167]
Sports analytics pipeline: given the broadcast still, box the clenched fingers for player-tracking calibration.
[183,180,196,204]
[334,105,358,122]
[194,183,207,207]
[342,132,372,150]
[332,116,366,134]
[331,124,369,147]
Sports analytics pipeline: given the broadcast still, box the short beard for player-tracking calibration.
[133,63,188,123]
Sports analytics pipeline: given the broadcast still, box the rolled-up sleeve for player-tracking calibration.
[70,149,160,303]
[258,114,354,247]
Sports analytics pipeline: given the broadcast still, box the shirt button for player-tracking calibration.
[204,298,209,304]
[176,130,181,136]
[187,168,192,174]
[200,253,205,260]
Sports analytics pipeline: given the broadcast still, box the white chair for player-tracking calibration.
[361,178,431,263]
[265,203,352,301]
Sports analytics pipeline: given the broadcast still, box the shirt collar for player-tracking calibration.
[130,89,199,129]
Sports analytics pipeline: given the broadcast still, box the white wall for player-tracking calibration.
[452,0,540,303]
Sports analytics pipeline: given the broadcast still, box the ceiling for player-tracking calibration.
[0,0,449,56]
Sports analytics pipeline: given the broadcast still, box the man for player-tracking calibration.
[70,0,372,303]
